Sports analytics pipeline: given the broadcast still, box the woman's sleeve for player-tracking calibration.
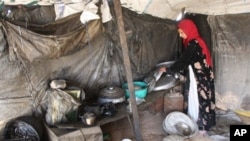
[168,42,199,73]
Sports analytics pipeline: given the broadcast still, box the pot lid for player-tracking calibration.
[99,86,125,98]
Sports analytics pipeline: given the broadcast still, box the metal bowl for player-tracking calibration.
[162,111,198,138]
[174,122,192,136]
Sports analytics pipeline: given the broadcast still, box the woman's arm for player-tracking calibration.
[168,40,200,73]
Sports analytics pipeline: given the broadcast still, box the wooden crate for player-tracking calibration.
[44,124,103,141]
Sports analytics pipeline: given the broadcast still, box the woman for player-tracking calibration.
[161,19,216,133]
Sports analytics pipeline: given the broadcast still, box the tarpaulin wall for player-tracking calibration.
[208,13,250,111]
[1,3,250,138]
[0,4,178,136]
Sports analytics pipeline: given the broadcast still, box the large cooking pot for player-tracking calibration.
[98,86,126,104]
[144,61,181,92]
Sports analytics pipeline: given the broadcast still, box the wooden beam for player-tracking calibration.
[112,0,142,141]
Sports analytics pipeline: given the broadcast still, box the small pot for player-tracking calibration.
[80,112,96,126]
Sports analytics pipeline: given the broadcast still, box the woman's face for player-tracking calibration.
[178,29,187,39]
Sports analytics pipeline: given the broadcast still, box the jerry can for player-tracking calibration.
[164,90,184,115]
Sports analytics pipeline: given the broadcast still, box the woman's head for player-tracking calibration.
[177,19,213,67]
[177,19,200,46]
[178,29,187,39]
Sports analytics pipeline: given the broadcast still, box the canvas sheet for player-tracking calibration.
[208,13,250,110]
[0,6,178,117]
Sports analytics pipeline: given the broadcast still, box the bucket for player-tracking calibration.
[162,111,198,138]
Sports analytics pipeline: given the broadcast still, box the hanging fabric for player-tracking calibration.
[188,65,199,122]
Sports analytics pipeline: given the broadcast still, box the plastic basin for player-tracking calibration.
[122,81,148,99]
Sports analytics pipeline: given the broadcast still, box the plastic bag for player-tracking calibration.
[45,89,81,126]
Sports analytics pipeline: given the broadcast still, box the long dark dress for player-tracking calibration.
[169,39,216,131]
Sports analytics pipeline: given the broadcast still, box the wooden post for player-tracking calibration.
[113,0,142,140]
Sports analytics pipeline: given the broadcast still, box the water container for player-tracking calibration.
[164,91,184,115]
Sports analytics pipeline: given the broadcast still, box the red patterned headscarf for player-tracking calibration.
[177,19,213,67]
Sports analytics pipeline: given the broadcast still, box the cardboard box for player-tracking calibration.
[45,124,103,141]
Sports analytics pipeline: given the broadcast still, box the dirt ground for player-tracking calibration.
[101,91,244,141]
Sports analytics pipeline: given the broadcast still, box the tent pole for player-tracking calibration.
[113,0,142,141]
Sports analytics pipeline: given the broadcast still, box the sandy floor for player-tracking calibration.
[101,96,244,141]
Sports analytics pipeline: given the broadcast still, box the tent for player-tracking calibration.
[120,0,250,20]
[0,0,250,140]
[113,0,250,112]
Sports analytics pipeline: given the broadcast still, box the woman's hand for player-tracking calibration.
[159,67,167,72]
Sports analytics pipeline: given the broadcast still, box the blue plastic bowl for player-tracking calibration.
[122,81,148,99]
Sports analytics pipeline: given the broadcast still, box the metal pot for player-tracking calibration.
[153,73,177,91]
[144,61,180,92]
[80,112,96,126]
[98,86,126,104]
